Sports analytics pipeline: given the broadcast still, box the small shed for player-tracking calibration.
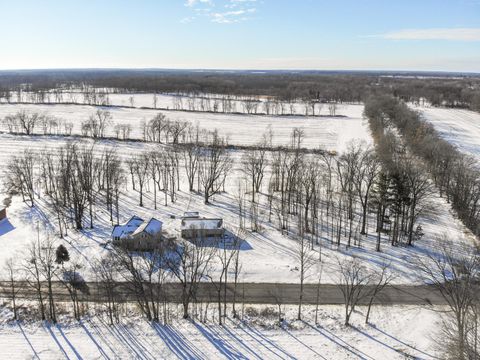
[181,213,224,240]
[0,207,6,221]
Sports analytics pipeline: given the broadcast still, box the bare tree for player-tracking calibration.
[5,258,20,320]
[198,133,232,204]
[365,262,394,324]
[416,237,479,360]
[93,255,120,325]
[336,257,372,326]
[242,145,268,203]
[295,219,315,320]
[6,150,37,207]
[167,234,215,319]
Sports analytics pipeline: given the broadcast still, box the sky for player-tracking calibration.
[0,0,479,72]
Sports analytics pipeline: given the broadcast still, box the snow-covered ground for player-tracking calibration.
[0,132,475,285]
[0,102,477,286]
[4,90,357,117]
[0,103,369,151]
[414,105,480,163]
[0,303,442,359]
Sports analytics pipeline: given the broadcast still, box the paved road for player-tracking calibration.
[0,281,449,305]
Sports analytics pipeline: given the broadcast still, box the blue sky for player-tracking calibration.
[0,0,479,72]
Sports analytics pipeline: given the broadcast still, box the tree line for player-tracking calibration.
[1,70,479,110]
[365,95,480,237]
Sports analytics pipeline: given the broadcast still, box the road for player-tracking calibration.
[0,281,449,305]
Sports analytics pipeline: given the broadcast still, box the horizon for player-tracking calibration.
[1,0,479,72]
[0,67,479,76]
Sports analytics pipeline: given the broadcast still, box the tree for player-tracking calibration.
[5,111,42,135]
[295,213,315,320]
[167,234,215,319]
[198,132,232,204]
[416,237,479,360]
[242,145,268,203]
[336,257,371,326]
[365,262,394,324]
[5,258,20,321]
[6,150,36,207]
[59,260,89,320]
[354,146,380,235]
[55,244,70,265]
[94,255,120,325]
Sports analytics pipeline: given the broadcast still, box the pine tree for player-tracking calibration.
[55,244,70,265]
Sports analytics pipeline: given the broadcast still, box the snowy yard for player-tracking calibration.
[0,304,441,360]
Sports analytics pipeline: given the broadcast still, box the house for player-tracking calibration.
[112,215,144,241]
[0,207,6,221]
[181,212,224,240]
[112,215,171,250]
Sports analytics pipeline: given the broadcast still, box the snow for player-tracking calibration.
[0,103,369,152]
[181,217,223,231]
[414,105,480,163]
[0,102,477,286]
[133,218,163,236]
[0,132,475,286]
[112,215,145,239]
[0,304,442,359]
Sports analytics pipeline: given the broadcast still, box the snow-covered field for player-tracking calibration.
[0,304,441,359]
[415,105,480,163]
[0,103,369,151]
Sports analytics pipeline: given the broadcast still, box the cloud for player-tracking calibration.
[210,8,256,23]
[183,0,256,24]
[185,0,212,7]
[375,28,480,41]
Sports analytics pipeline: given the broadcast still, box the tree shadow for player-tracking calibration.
[17,322,40,359]
[228,320,296,360]
[79,320,112,359]
[0,218,15,236]
[369,324,439,359]
[152,322,208,360]
[192,321,249,360]
[303,322,373,360]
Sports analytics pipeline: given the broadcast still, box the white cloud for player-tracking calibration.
[183,0,256,24]
[185,0,212,8]
[375,28,480,41]
[210,8,256,23]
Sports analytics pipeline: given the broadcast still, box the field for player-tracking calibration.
[415,105,480,163]
[0,102,475,286]
[0,304,441,359]
[0,102,368,151]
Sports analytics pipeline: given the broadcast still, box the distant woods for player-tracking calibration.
[0,70,479,111]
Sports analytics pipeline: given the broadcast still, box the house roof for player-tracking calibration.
[112,215,144,238]
[131,218,163,236]
[183,211,199,218]
[181,217,223,230]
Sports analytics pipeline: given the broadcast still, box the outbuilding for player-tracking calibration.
[180,212,224,240]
